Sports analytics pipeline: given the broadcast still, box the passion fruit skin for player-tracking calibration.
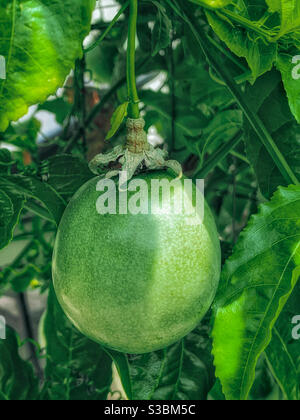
[52,171,221,354]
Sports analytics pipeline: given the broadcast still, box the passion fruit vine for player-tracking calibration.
[53,0,220,353]
[53,120,221,354]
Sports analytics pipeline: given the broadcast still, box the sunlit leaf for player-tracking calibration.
[276,53,300,123]
[0,0,96,131]
[212,185,300,400]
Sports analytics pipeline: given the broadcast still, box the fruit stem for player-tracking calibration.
[127,0,140,119]
[126,118,149,153]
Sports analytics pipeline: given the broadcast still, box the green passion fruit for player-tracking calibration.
[52,171,221,354]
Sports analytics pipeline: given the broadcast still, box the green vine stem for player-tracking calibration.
[89,0,182,181]
[127,0,140,119]
[84,1,129,53]
[64,57,150,153]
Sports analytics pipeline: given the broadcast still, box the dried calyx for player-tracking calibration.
[89,117,182,182]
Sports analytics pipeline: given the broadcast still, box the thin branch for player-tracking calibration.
[127,0,140,118]
[18,293,43,380]
[85,1,129,53]
[169,10,176,154]
[63,57,149,153]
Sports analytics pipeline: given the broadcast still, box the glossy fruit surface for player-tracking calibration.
[53,171,221,354]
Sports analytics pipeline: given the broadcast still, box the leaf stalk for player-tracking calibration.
[127,0,140,119]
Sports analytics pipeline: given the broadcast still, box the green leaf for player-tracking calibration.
[24,200,54,223]
[248,355,278,400]
[1,118,41,154]
[167,0,298,187]
[0,148,12,173]
[37,98,72,125]
[0,327,39,400]
[266,0,300,37]
[0,0,96,132]
[151,1,172,56]
[0,188,24,250]
[106,102,129,140]
[265,282,300,400]
[108,321,215,400]
[206,11,277,81]
[41,154,93,198]
[0,175,66,225]
[0,189,13,226]
[200,110,243,152]
[86,40,119,84]
[103,349,133,400]
[212,185,300,400]
[191,0,233,8]
[208,378,226,400]
[244,71,300,198]
[141,90,208,138]
[42,289,113,400]
[276,53,300,123]
[11,264,41,293]
[13,117,41,147]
